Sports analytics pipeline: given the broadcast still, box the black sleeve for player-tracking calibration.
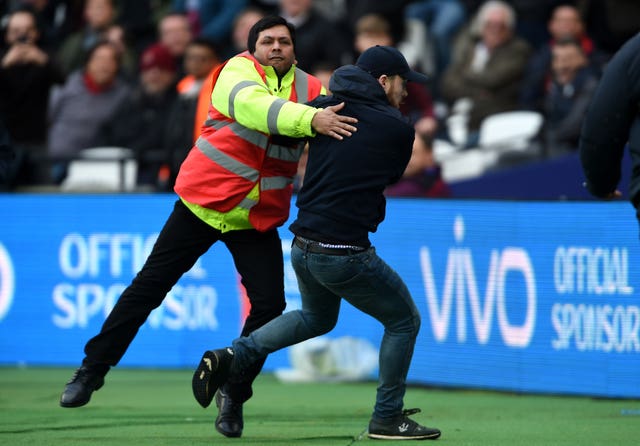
[0,117,15,186]
[579,33,640,197]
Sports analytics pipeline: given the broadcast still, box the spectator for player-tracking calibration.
[98,43,182,189]
[343,0,413,46]
[542,37,599,157]
[276,0,351,72]
[158,12,193,77]
[519,4,606,112]
[176,37,220,99]
[508,0,563,50]
[56,0,117,76]
[4,0,78,51]
[172,0,248,47]
[47,40,130,183]
[402,0,466,86]
[385,131,451,198]
[103,23,138,80]
[461,1,565,49]
[223,5,265,59]
[440,0,531,145]
[353,13,438,139]
[0,6,65,186]
[175,38,221,183]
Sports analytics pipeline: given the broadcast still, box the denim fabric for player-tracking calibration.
[232,242,421,420]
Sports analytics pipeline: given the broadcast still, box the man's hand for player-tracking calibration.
[2,43,48,68]
[603,190,623,200]
[311,102,358,140]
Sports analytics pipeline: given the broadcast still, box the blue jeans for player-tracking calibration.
[232,242,421,421]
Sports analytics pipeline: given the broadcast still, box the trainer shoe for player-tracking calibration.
[59,366,107,408]
[214,389,243,437]
[192,347,234,408]
[368,408,441,440]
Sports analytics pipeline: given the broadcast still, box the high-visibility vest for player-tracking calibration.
[175,52,324,232]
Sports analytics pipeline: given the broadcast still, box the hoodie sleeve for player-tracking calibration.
[579,33,640,197]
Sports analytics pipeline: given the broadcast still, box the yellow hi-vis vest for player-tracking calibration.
[174,52,324,232]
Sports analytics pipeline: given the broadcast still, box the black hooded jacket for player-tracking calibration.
[580,32,640,203]
[290,65,414,247]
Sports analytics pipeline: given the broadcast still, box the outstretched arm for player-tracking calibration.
[311,102,358,140]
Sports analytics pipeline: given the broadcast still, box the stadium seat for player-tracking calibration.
[440,147,500,182]
[61,147,137,192]
[432,138,460,162]
[477,111,544,151]
[441,111,544,182]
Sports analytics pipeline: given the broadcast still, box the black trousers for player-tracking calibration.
[83,199,286,402]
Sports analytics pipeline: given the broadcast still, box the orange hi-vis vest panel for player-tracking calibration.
[174,52,324,232]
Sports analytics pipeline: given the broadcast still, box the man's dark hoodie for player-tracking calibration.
[579,32,640,204]
[290,64,414,247]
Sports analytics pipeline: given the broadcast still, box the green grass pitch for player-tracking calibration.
[1,367,638,445]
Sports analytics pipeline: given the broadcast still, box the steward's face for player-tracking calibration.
[253,25,296,76]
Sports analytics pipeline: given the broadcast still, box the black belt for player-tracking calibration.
[293,236,366,256]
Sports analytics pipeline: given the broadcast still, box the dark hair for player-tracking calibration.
[5,5,41,44]
[247,15,296,54]
[83,40,122,68]
[188,36,221,57]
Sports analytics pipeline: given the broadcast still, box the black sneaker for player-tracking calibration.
[215,389,243,438]
[368,408,441,440]
[192,348,234,408]
[59,366,106,408]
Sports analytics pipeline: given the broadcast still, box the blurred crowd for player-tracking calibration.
[1,0,638,195]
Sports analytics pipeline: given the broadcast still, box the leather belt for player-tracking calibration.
[293,236,365,256]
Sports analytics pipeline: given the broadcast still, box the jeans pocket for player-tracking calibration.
[309,255,363,286]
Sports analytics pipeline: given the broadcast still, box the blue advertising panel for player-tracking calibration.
[377,199,639,398]
[0,194,638,398]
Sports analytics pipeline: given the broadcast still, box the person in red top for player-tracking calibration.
[385,131,451,198]
[59,16,357,441]
[519,4,607,111]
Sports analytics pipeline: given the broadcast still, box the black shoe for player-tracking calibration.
[59,366,106,408]
[368,408,441,440]
[192,348,234,408]
[214,389,243,438]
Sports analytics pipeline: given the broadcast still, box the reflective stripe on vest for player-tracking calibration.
[267,98,288,134]
[200,119,301,163]
[228,80,263,119]
[294,68,310,103]
[237,196,257,210]
[179,55,320,226]
[227,69,309,125]
[195,136,260,181]
[262,176,292,190]
[235,176,291,210]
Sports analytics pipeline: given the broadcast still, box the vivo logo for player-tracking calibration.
[418,216,536,348]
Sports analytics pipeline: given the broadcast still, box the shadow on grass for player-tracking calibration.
[1,414,209,434]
